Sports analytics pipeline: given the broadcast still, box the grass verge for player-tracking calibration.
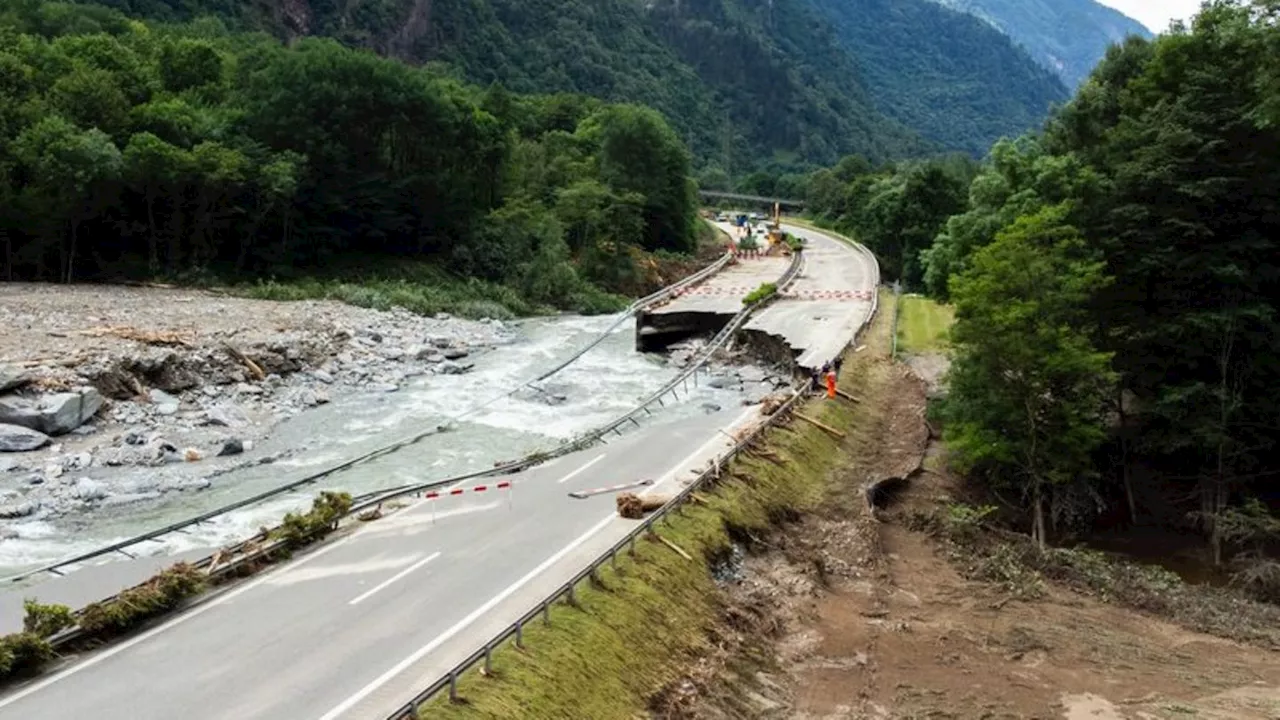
[896,295,953,353]
[0,490,353,684]
[416,291,896,719]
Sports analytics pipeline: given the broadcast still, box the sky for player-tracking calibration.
[1096,0,1203,33]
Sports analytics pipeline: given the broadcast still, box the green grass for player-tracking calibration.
[232,259,628,320]
[896,295,954,353]
[417,375,866,719]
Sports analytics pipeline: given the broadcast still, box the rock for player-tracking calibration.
[217,438,244,457]
[707,375,735,390]
[312,369,334,384]
[382,347,405,361]
[0,366,29,393]
[0,388,103,435]
[25,474,44,486]
[64,452,92,470]
[184,448,202,462]
[202,386,220,398]
[0,501,36,519]
[149,388,180,415]
[203,405,249,428]
[124,431,146,446]
[423,352,445,364]
[73,478,107,502]
[700,402,722,413]
[434,312,452,321]
[299,389,320,407]
[438,361,474,376]
[0,424,50,452]
[367,383,400,393]
[235,383,264,396]
[313,390,330,405]
[428,335,452,349]
[442,348,469,360]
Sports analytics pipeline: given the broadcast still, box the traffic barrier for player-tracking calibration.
[567,479,654,499]
[421,481,512,499]
[0,241,735,587]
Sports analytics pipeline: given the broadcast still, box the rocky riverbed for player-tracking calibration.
[0,283,516,526]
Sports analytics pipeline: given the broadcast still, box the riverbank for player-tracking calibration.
[0,283,519,526]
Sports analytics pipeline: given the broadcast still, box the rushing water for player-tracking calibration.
[0,312,760,575]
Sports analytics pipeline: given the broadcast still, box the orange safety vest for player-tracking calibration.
[825,371,837,398]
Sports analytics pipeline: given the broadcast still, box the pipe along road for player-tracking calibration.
[0,223,877,720]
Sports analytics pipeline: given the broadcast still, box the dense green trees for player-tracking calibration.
[809,0,1068,156]
[0,3,700,312]
[908,0,1280,585]
[805,155,976,286]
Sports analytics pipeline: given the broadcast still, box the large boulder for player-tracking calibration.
[0,366,29,393]
[0,388,104,436]
[0,424,50,452]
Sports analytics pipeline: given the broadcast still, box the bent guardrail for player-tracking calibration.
[0,249,733,587]
[383,384,808,718]
[383,229,879,719]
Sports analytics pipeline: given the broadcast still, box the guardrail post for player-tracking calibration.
[483,644,492,676]
[589,567,602,589]
[567,583,578,608]
[610,548,618,569]
[515,620,524,649]
[448,671,459,702]
[543,601,551,625]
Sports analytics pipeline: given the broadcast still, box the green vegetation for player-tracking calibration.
[0,3,701,312]
[803,0,1280,599]
[0,489,361,683]
[275,491,353,549]
[895,295,954,353]
[914,502,1280,648]
[810,0,1068,156]
[805,154,978,285]
[742,281,778,306]
[938,0,1153,87]
[417,335,874,718]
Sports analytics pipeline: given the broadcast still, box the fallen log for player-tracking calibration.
[794,411,847,439]
[650,532,692,561]
[223,343,266,381]
[616,492,669,519]
[835,389,861,404]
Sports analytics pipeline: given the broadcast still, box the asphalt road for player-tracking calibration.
[0,223,877,720]
[744,223,878,371]
[0,405,767,720]
[646,222,790,315]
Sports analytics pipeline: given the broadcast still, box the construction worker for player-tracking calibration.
[825,366,837,399]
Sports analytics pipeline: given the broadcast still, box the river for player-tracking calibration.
[0,312,770,576]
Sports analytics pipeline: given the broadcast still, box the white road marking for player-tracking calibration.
[557,453,607,483]
[0,532,360,711]
[316,418,756,720]
[314,513,616,720]
[349,552,441,606]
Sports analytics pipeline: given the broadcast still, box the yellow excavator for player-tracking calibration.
[765,202,790,254]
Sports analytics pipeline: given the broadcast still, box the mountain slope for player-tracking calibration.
[99,0,931,169]
[812,0,1069,156]
[934,0,1153,87]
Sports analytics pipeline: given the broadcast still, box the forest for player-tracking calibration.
[806,0,1280,601]
[61,0,1074,170]
[0,2,702,315]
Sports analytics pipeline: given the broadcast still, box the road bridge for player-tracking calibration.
[698,190,806,209]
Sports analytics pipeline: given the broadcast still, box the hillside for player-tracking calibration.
[935,0,1153,87]
[812,0,1069,157]
[97,0,930,170]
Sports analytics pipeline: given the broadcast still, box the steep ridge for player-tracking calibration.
[934,0,1153,88]
[811,0,1070,157]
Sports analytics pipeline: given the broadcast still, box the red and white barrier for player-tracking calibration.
[421,481,512,500]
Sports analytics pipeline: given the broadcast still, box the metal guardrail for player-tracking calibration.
[384,385,809,718]
[0,249,734,587]
[383,226,879,719]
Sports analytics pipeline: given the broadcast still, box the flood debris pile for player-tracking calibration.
[0,285,513,525]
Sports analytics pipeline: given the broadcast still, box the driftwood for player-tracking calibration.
[794,411,847,439]
[835,389,861,403]
[78,325,195,347]
[616,492,669,519]
[223,343,266,381]
[650,532,692,561]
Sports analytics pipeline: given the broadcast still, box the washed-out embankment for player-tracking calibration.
[414,288,910,719]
